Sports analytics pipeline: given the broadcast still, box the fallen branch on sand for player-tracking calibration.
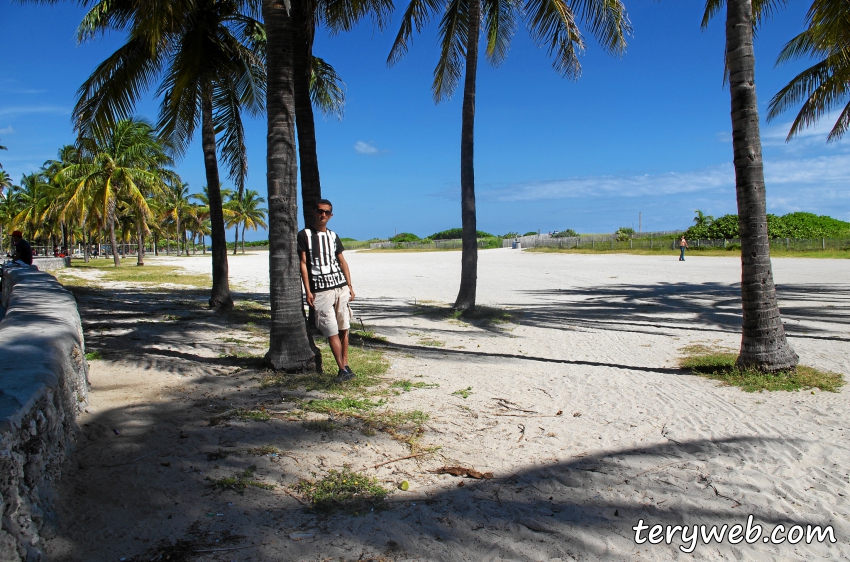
[431,466,494,479]
[492,397,538,414]
[371,452,430,469]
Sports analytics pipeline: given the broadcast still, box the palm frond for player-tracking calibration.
[433,0,469,102]
[311,55,346,120]
[523,0,583,78]
[482,0,519,67]
[388,0,446,66]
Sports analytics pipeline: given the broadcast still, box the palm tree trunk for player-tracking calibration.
[233,225,239,255]
[109,218,120,267]
[241,224,246,254]
[83,228,90,263]
[202,89,234,309]
[137,228,145,266]
[292,1,322,226]
[263,0,319,372]
[726,0,797,371]
[453,0,480,312]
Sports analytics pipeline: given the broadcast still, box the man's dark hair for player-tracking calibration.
[317,199,333,211]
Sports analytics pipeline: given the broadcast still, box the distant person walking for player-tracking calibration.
[10,230,33,266]
[679,235,689,261]
[297,199,357,383]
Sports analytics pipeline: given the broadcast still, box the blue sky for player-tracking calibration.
[1,0,847,240]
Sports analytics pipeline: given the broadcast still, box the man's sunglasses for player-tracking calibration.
[316,209,332,216]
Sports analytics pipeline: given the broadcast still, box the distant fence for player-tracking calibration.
[504,235,850,251]
[369,239,493,250]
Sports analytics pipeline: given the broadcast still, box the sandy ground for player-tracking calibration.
[43,248,849,561]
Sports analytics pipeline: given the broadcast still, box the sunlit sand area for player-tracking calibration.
[44,249,848,560]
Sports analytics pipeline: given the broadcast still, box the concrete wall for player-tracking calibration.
[31,258,71,271]
[0,267,89,561]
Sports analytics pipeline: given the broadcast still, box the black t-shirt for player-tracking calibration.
[297,228,347,292]
[13,239,33,265]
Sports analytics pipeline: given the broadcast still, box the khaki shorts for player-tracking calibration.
[313,286,352,337]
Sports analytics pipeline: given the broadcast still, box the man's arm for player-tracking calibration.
[299,250,314,307]
[337,252,355,301]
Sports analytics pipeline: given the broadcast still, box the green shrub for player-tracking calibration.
[500,231,520,238]
[522,231,538,236]
[685,212,850,240]
[614,227,634,241]
[390,232,421,243]
[429,228,496,240]
[552,229,578,238]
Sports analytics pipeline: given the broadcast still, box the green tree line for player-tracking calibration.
[685,211,850,240]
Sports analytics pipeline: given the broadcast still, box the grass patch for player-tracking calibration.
[452,386,473,399]
[293,465,389,513]
[303,397,385,415]
[303,419,338,432]
[207,466,275,494]
[350,329,388,342]
[680,345,845,392]
[412,301,517,326]
[391,380,440,392]
[259,340,388,391]
[85,350,102,361]
[247,445,280,456]
[418,338,445,347]
[66,261,211,286]
[210,408,271,426]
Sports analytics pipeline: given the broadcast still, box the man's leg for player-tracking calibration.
[327,333,346,370]
[339,329,349,368]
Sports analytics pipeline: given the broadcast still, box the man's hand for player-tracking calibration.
[348,286,355,301]
[305,291,315,307]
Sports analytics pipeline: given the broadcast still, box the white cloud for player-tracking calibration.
[0,126,13,135]
[0,105,70,117]
[479,152,850,204]
[354,141,379,155]
[483,165,735,202]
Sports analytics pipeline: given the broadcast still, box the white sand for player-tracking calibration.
[57,249,849,560]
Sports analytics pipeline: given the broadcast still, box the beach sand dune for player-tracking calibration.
[44,249,849,561]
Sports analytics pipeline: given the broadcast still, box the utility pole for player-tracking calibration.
[639,212,642,234]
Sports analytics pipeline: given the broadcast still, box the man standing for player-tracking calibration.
[679,235,689,261]
[297,199,356,382]
[10,231,33,265]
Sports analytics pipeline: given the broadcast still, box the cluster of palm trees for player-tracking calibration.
[1,123,267,268]
[12,0,848,373]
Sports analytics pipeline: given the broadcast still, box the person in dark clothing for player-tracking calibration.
[11,231,33,265]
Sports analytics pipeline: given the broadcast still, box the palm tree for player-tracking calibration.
[164,181,195,256]
[61,0,265,307]
[693,209,715,227]
[0,139,6,169]
[0,170,12,197]
[263,0,318,371]
[703,0,798,371]
[61,118,172,267]
[389,0,630,311]
[767,0,850,141]
[227,189,268,253]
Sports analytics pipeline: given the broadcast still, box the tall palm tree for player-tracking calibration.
[389,0,630,310]
[52,0,266,307]
[767,0,850,141]
[703,0,798,371]
[164,181,195,256]
[227,188,268,253]
[61,118,172,267]
[263,0,318,371]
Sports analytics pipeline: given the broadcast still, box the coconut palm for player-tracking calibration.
[61,118,172,267]
[164,181,196,256]
[263,0,318,371]
[0,170,12,198]
[702,0,798,371]
[767,0,850,141]
[389,0,630,311]
[53,0,265,306]
[693,209,715,227]
[226,189,267,254]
